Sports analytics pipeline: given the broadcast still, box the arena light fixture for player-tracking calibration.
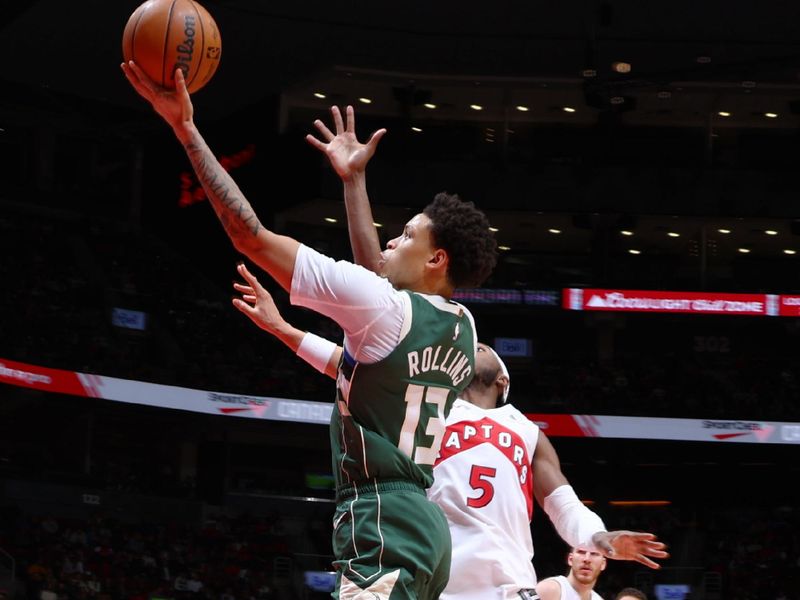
[667,232,680,238]
[358,97,372,104]
[620,230,634,236]
[313,92,326,99]
[717,111,731,117]
[628,249,641,255]
[411,126,422,133]
[765,112,778,118]
[738,247,751,254]
[470,104,484,111]
[516,105,530,112]
[718,228,731,234]
[784,249,797,255]
[423,103,437,109]
[563,106,576,113]
[324,217,337,223]
[548,228,562,234]
[765,229,778,235]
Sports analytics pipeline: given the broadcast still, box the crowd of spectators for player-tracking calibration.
[3,208,800,600]
[0,508,299,600]
[4,209,800,421]
[509,348,800,420]
[0,211,332,401]
[1,498,798,600]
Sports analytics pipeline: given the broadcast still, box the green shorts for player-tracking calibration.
[332,480,451,600]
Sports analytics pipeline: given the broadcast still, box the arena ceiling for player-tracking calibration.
[3,0,800,268]
[2,0,800,127]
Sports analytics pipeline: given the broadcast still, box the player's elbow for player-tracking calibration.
[231,229,271,259]
[231,235,259,256]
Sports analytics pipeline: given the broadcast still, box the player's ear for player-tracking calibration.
[428,248,449,271]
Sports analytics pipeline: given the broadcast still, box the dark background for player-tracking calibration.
[2,1,800,599]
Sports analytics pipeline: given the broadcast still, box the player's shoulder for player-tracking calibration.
[410,292,473,316]
[447,398,480,420]
[495,403,540,433]
[535,576,564,600]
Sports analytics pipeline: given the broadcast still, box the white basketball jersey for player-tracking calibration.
[429,399,540,600]
[546,575,604,600]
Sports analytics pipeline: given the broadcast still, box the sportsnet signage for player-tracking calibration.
[527,414,800,445]
[563,288,779,316]
[3,357,799,444]
[0,358,333,424]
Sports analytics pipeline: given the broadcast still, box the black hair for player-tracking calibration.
[422,192,497,288]
[615,588,648,600]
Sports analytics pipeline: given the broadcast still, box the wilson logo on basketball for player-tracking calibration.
[174,14,197,76]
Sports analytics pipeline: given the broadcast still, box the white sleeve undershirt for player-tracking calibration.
[289,244,409,364]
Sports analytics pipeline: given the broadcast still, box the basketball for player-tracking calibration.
[122,0,222,94]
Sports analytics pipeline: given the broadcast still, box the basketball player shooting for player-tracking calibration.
[121,63,498,599]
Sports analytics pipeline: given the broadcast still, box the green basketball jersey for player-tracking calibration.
[331,291,476,491]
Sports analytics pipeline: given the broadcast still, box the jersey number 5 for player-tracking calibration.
[398,384,448,465]
[467,465,497,508]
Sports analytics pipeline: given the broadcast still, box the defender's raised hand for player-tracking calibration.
[306,105,386,181]
[592,530,669,570]
[121,61,194,135]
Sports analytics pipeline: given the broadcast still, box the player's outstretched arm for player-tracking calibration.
[121,61,298,292]
[533,433,669,570]
[232,263,341,379]
[306,105,385,272]
[591,530,669,570]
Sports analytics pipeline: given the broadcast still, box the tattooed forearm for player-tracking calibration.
[184,134,263,241]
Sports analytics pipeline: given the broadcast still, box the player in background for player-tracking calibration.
[122,64,498,600]
[536,546,608,600]
[614,588,648,600]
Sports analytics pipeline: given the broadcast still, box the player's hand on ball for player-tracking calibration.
[591,530,669,570]
[121,61,194,134]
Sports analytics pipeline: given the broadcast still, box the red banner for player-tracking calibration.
[779,295,800,317]
[0,359,88,396]
[563,288,780,316]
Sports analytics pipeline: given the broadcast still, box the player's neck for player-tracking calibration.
[411,274,453,299]
[462,389,498,410]
[567,574,596,600]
